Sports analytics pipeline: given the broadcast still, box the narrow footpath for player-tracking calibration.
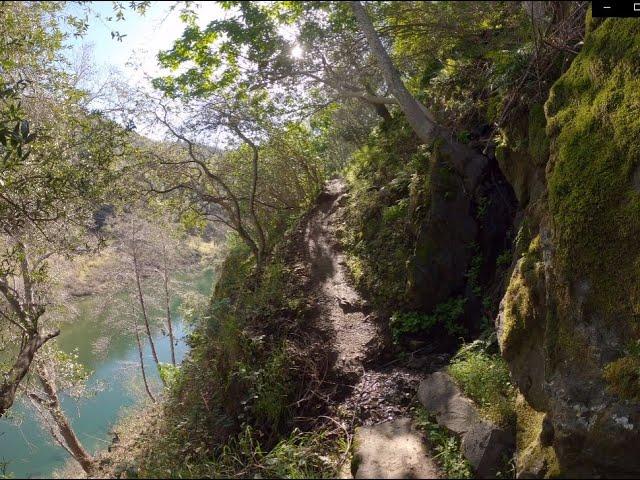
[304,179,441,479]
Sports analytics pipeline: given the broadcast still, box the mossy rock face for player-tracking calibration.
[407,141,517,322]
[545,19,640,467]
[499,17,640,477]
[514,394,560,479]
[603,355,640,401]
[494,105,548,208]
[497,236,548,410]
[546,17,640,318]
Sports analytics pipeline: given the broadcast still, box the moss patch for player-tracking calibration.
[515,395,560,478]
[500,235,542,358]
[545,18,640,321]
[527,104,550,166]
[603,354,640,401]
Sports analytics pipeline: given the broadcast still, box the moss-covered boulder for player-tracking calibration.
[498,17,640,477]
[495,105,548,208]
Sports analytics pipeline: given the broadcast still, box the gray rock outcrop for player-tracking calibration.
[418,371,514,478]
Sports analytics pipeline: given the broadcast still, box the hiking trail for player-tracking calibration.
[303,178,441,479]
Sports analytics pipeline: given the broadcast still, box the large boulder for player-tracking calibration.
[418,372,514,478]
[407,145,517,330]
[406,153,477,312]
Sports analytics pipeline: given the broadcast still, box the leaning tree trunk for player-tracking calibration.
[349,1,437,143]
[161,242,176,366]
[349,0,487,191]
[0,329,59,417]
[0,252,60,418]
[35,366,96,475]
[133,311,156,403]
[132,246,160,370]
[230,125,268,276]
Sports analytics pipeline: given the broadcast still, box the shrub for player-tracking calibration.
[390,297,466,343]
[158,362,180,389]
[381,199,408,224]
[496,250,513,269]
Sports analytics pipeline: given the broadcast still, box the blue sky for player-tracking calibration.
[64,1,226,87]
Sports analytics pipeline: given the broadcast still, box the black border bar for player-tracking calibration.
[593,1,640,17]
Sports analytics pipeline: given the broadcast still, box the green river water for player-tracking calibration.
[0,268,215,478]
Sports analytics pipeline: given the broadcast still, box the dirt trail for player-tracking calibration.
[304,178,379,376]
[303,178,442,478]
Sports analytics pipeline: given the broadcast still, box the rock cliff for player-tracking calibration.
[496,17,640,478]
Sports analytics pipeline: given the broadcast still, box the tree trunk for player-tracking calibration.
[230,126,268,270]
[349,1,436,143]
[349,1,487,190]
[134,312,156,403]
[161,242,176,366]
[132,245,160,369]
[0,329,59,417]
[36,366,96,475]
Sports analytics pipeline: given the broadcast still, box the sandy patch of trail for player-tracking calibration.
[304,178,379,376]
[303,178,441,478]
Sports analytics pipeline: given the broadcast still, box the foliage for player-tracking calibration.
[378,0,532,131]
[49,348,91,391]
[390,297,466,343]
[466,244,484,297]
[0,2,126,234]
[123,212,329,476]
[0,0,129,420]
[0,461,9,479]
[448,341,516,427]
[0,1,609,477]
[342,114,426,310]
[153,0,384,120]
[414,406,473,479]
[237,344,292,432]
[158,363,181,389]
[132,89,328,271]
[496,250,513,269]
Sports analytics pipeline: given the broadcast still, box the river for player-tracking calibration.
[0,268,215,478]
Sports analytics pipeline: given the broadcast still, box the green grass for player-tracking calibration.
[448,342,516,427]
[414,406,473,479]
[137,423,343,479]
[195,426,342,479]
